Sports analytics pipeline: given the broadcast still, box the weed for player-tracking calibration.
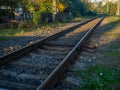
[72,66,120,90]
[71,16,120,90]
[0,36,9,41]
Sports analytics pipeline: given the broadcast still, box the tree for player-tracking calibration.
[20,0,52,24]
[59,0,88,16]
[102,2,117,15]
[0,0,21,11]
[0,0,21,20]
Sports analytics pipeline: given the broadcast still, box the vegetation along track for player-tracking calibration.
[0,15,105,90]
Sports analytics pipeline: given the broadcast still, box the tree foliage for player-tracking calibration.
[102,2,117,15]
[0,0,21,11]
[57,3,66,12]
[58,0,91,16]
[0,0,96,24]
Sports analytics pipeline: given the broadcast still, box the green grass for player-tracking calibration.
[71,16,95,22]
[0,22,65,41]
[0,29,24,36]
[107,16,120,24]
[0,36,9,41]
[106,51,120,56]
[72,66,120,90]
[0,16,92,41]
[0,28,25,41]
[104,41,120,57]
[71,16,120,90]
[102,16,120,57]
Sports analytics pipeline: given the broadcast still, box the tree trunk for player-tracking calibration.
[52,0,57,22]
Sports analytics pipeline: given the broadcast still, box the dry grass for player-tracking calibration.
[0,16,93,41]
[0,22,66,40]
[71,16,120,90]
[95,16,120,67]
[98,16,120,45]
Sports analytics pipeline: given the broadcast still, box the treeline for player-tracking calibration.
[96,2,118,16]
[0,0,95,24]
[102,2,117,15]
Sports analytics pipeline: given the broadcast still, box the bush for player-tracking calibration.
[33,11,52,24]
[56,13,74,22]
[0,9,15,23]
[87,11,97,16]
[18,21,26,29]
[18,20,34,29]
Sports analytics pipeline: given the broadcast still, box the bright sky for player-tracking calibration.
[91,0,102,2]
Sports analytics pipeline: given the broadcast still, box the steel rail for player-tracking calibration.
[37,16,106,90]
[0,16,99,65]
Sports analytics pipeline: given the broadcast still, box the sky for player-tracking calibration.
[91,0,102,2]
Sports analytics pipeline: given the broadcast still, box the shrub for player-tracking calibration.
[33,11,52,24]
[0,9,15,23]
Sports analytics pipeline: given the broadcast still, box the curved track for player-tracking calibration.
[0,16,105,90]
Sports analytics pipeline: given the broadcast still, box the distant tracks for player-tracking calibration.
[0,15,105,90]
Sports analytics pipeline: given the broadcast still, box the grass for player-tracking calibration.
[71,16,95,22]
[71,16,120,90]
[0,22,65,41]
[0,36,9,41]
[107,16,120,23]
[106,50,120,56]
[0,28,25,41]
[0,16,92,41]
[72,66,120,90]
[104,41,120,57]
[101,16,120,57]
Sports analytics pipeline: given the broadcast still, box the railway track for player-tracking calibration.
[0,16,105,90]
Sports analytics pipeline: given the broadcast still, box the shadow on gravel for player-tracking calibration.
[1,17,120,58]
[0,27,88,57]
[0,36,44,56]
[93,17,120,67]
[96,18,120,37]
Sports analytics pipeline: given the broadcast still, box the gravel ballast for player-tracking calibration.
[0,22,80,57]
